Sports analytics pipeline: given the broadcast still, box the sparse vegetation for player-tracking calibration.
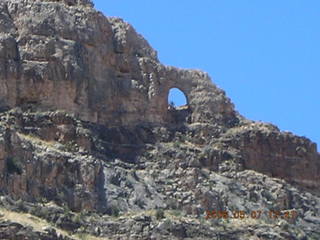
[0,206,107,240]
[173,141,181,148]
[109,205,120,217]
[16,132,57,149]
[134,198,145,209]
[64,140,78,152]
[16,198,28,212]
[75,233,106,240]
[63,204,71,216]
[6,157,23,175]
[155,208,165,220]
[72,213,83,225]
[169,210,182,217]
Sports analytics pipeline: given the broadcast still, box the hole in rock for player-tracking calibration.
[168,88,188,109]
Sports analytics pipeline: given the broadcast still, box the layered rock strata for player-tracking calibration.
[0,0,319,239]
[0,0,236,127]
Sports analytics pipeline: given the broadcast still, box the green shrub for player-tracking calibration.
[6,157,22,175]
[64,141,78,152]
[170,210,182,217]
[173,141,181,148]
[77,233,87,240]
[72,213,82,225]
[109,205,119,217]
[39,207,51,219]
[155,209,165,220]
[134,198,145,209]
[63,204,71,216]
[16,198,27,212]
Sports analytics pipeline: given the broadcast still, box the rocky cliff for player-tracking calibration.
[0,0,319,239]
[0,0,236,127]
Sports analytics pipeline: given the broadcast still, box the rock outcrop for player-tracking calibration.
[0,0,319,239]
[0,0,236,127]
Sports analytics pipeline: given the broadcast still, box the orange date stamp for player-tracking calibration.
[205,210,298,220]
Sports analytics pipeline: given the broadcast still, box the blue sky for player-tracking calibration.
[93,0,319,149]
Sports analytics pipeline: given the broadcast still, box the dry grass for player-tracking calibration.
[16,132,57,148]
[0,207,70,236]
[0,207,108,240]
[74,233,108,240]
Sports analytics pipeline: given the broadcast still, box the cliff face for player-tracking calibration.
[0,0,236,127]
[0,1,319,240]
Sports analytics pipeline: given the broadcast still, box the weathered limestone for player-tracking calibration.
[0,0,237,128]
[0,0,318,227]
[221,121,320,189]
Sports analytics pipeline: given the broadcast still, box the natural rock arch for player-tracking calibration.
[167,87,188,108]
[0,0,238,128]
[146,67,235,126]
[166,87,190,124]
